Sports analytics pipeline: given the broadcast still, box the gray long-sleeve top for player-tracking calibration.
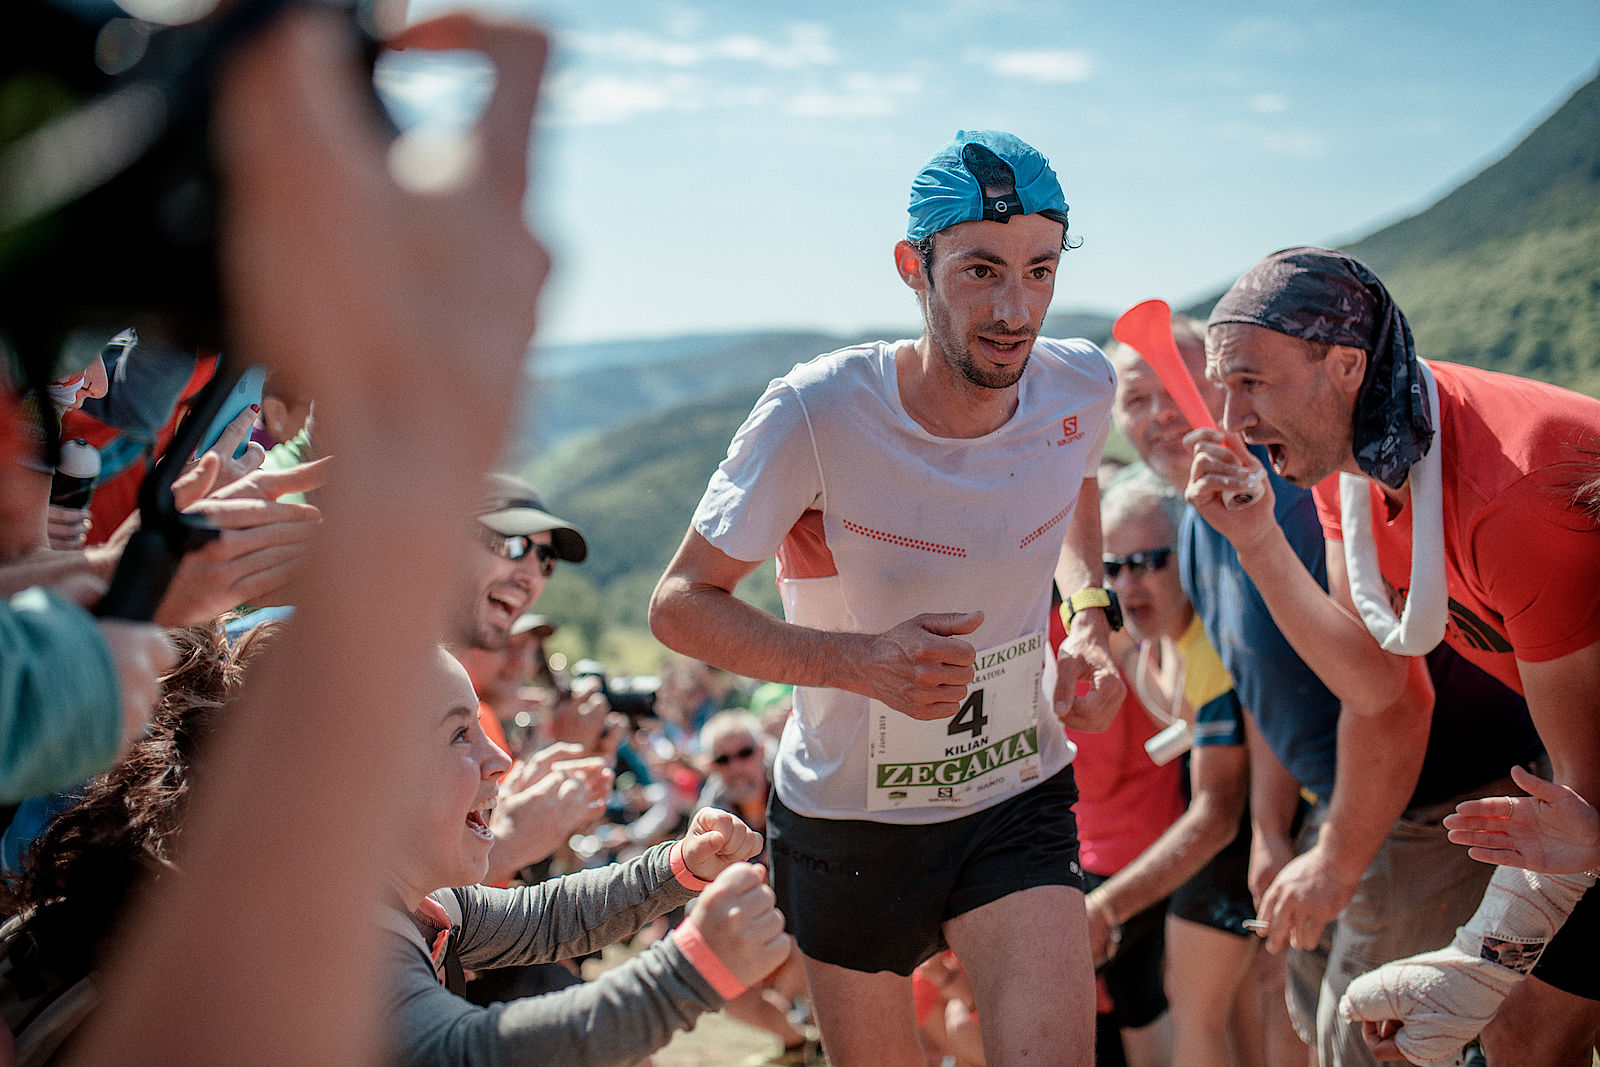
[381,841,722,1066]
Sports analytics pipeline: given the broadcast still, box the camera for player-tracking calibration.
[0,0,388,382]
[1,0,391,620]
[570,661,661,721]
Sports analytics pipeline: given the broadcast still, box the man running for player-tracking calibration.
[650,130,1123,1067]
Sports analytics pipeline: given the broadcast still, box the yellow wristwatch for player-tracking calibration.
[1065,586,1123,631]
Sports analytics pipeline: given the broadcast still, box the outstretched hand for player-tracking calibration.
[46,505,91,551]
[153,468,324,626]
[170,454,330,514]
[857,610,982,720]
[93,455,328,629]
[97,619,178,751]
[487,745,612,880]
[1445,764,1600,874]
[219,8,551,470]
[679,807,764,883]
[68,10,556,1067]
[183,405,267,492]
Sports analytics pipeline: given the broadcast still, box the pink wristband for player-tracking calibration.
[674,919,748,1000]
[669,840,713,891]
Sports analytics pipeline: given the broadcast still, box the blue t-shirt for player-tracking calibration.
[1181,449,1543,808]
[1180,461,1340,801]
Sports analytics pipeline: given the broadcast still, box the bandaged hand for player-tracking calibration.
[1340,865,1594,1064]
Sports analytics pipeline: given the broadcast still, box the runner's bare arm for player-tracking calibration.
[1051,478,1123,731]
[1257,660,1431,955]
[1184,428,1411,714]
[650,528,979,720]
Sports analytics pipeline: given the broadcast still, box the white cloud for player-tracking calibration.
[546,66,869,128]
[544,71,699,126]
[767,24,840,69]
[784,72,923,119]
[373,52,496,132]
[542,22,911,127]
[1249,93,1289,114]
[660,5,706,40]
[1263,131,1326,159]
[971,48,1092,84]
[1198,118,1326,160]
[1217,16,1307,52]
[563,23,837,70]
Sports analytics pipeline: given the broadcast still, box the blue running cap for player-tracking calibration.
[906,130,1068,241]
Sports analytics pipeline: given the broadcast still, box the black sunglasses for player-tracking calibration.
[712,744,758,767]
[1103,547,1175,580]
[478,526,557,576]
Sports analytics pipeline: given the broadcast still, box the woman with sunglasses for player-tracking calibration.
[692,712,817,1065]
[697,712,773,834]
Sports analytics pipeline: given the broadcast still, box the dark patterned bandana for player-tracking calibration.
[1208,246,1431,489]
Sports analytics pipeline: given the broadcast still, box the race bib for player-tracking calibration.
[866,630,1045,811]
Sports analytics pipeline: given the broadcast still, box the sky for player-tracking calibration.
[386,0,1600,347]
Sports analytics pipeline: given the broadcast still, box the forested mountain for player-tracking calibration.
[1346,68,1600,394]
[1177,68,1600,393]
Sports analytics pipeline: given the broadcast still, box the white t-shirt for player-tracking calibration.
[693,338,1115,824]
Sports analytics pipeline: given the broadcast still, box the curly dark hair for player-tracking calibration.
[0,620,277,979]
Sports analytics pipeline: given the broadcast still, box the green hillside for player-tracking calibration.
[523,311,1116,454]
[526,391,783,665]
[1184,68,1600,396]
[523,331,844,452]
[1347,67,1600,396]
[531,394,757,590]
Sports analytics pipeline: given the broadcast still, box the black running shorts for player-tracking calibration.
[767,764,1086,976]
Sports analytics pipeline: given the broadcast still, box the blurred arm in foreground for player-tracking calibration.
[68,8,552,1065]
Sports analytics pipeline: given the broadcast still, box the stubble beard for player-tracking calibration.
[447,592,511,654]
[926,287,1030,391]
[473,621,511,653]
[1273,406,1357,488]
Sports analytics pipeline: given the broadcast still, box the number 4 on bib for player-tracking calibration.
[866,629,1044,811]
[948,689,988,738]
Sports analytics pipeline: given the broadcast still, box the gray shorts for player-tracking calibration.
[1286,802,1495,1067]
